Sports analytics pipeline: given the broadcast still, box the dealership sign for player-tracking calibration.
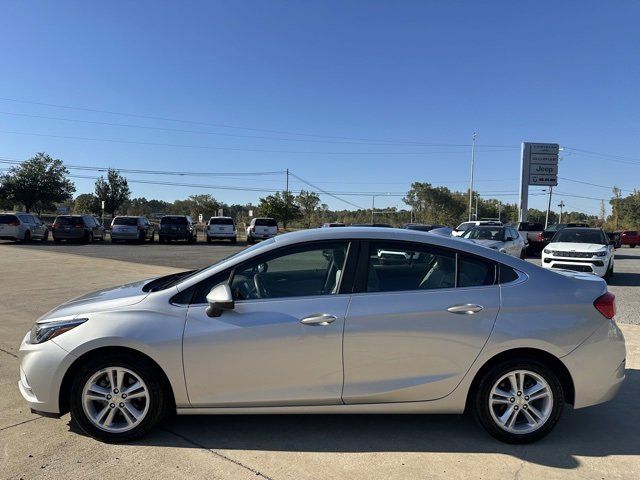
[519,142,560,221]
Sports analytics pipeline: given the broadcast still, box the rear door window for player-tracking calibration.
[458,254,496,287]
[366,242,456,292]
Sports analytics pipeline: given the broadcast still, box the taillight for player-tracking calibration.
[8,220,20,226]
[53,223,60,229]
[536,232,543,241]
[75,223,83,228]
[594,292,616,319]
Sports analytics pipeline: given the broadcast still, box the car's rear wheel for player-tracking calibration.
[22,230,31,243]
[70,354,168,443]
[631,244,637,248]
[43,230,49,242]
[473,360,564,444]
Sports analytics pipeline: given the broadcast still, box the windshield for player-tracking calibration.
[552,229,606,244]
[463,227,503,240]
[143,238,276,291]
[113,217,138,226]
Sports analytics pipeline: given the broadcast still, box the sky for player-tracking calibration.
[1,1,639,215]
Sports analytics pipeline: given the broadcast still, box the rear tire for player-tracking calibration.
[159,236,165,244]
[22,230,31,243]
[206,236,211,244]
[473,359,564,444]
[53,237,61,244]
[631,244,637,248]
[231,237,237,244]
[70,353,169,443]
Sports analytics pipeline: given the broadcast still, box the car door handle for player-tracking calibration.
[300,314,337,326]
[447,304,484,315]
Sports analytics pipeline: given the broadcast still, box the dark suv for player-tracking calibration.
[159,215,197,243]
[52,215,106,243]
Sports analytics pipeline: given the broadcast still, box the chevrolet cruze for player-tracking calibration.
[18,228,625,444]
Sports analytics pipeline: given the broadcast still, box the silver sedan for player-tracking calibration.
[18,228,625,443]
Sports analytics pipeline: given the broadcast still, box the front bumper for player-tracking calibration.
[542,256,608,277]
[562,320,626,408]
[18,332,76,415]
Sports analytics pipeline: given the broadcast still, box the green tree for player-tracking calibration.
[94,169,131,217]
[0,153,75,213]
[295,190,321,228]
[73,193,101,214]
[257,191,301,229]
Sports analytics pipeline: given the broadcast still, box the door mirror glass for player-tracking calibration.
[206,284,234,317]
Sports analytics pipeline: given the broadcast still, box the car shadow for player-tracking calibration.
[614,253,640,260]
[608,272,640,287]
[67,369,639,470]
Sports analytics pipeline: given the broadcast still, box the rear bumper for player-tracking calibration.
[248,233,276,240]
[160,232,193,239]
[110,231,141,240]
[207,231,236,239]
[53,230,85,239]
[563,320,626,409]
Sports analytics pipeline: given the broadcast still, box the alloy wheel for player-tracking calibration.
[488,369,553,435]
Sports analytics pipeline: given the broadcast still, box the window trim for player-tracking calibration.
[353,239,497,294]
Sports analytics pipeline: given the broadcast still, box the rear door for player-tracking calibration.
[343,240,500,403]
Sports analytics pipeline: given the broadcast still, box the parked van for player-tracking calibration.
[246,218,278,244]
[206,217,237,243]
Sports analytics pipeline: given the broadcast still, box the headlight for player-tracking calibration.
[594,250,607,257]
[30,317,87,344]
[543,249,552,254]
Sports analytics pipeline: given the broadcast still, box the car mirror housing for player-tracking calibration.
[206,284,235,317]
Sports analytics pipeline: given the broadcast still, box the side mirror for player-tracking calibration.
[206,284,234,317]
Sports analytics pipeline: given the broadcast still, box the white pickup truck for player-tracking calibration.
[516,221,544,254]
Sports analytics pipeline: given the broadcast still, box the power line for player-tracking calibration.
[558,176,635,193]
[0,97,518,148]
[288,172,366,209]
[0,129,518,155]
[563,147,640,166]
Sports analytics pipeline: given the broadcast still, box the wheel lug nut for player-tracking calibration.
[524,396,529,401]
[523,405,528,409]
[106,394,112,399]
[510,397,515,402]
[122,393,127,399]
[110,403,115,408]
[514,406,519,410]
[517,391,522,396]
[119,402,124,407]
[113,388,119,394]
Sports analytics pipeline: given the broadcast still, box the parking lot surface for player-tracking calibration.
[1,241,639,479]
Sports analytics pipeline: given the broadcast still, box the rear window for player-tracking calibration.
[518,223,543,231]
[209,218,234,225]
[113,217,138,226]
[55,216,81,226]
[0,214,18,224]
[255,219,277,227]
[161,216,188,225]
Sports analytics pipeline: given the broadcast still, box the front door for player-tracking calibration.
[343,241,500,403]
[182,240,353,407]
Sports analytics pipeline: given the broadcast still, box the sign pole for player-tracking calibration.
[519,143,530,222]
[468,132,477,221]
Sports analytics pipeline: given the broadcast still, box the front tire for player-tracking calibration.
[473,360,564,444]
[70,354,168,443]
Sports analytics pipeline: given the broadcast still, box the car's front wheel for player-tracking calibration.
[473,360,564,444]
[70,354,168,443]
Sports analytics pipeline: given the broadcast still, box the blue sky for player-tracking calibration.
[1,1,638,215]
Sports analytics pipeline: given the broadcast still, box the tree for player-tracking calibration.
[73,193,101,215]
[94,169,131,217]
[257,191,302,229]
[0,153,75,213]
[295,190,321,228]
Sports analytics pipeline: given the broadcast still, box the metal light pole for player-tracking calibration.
[558,200,565,224]
[545,186,553,229]
[371,195,375,224]
[474,193,479,220]
[468,132,477,221]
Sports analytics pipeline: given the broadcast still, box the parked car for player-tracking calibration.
[516,222,544,254]
[461,225,526,258]
[0,212,49,242]
[110,216,155,243]
[158,215,197,244]
[246,218,278,244]
[19,227,625,444]
[350,223,393,227]
[206,217,237,243]
[617,230,639,248]
[538,223,590,249]
[403,223,447,232]
[542,227,615,281]
[452,220,503,237]
[52,215,105,243]
[321,222,346,228]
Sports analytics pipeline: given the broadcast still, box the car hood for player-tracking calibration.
[547,242,607,252]
[469,239,504,249]
[38,278,154,321]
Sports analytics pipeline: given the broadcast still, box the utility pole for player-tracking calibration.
[371,195,375,224]
[545,186,553,229]
[497,201,502,222]
[474,193,479,220]
[557,200,565,224]
[468,132,477,221]
[285,168,289,193]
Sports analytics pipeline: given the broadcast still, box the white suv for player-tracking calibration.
[542,227,614,281]
[452,220,503,237]
[206,217,237,244]
[246,218,278,244]
[0,212,49,242]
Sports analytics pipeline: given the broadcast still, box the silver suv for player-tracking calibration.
[110,216,155,243]
[0,212,49,242]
